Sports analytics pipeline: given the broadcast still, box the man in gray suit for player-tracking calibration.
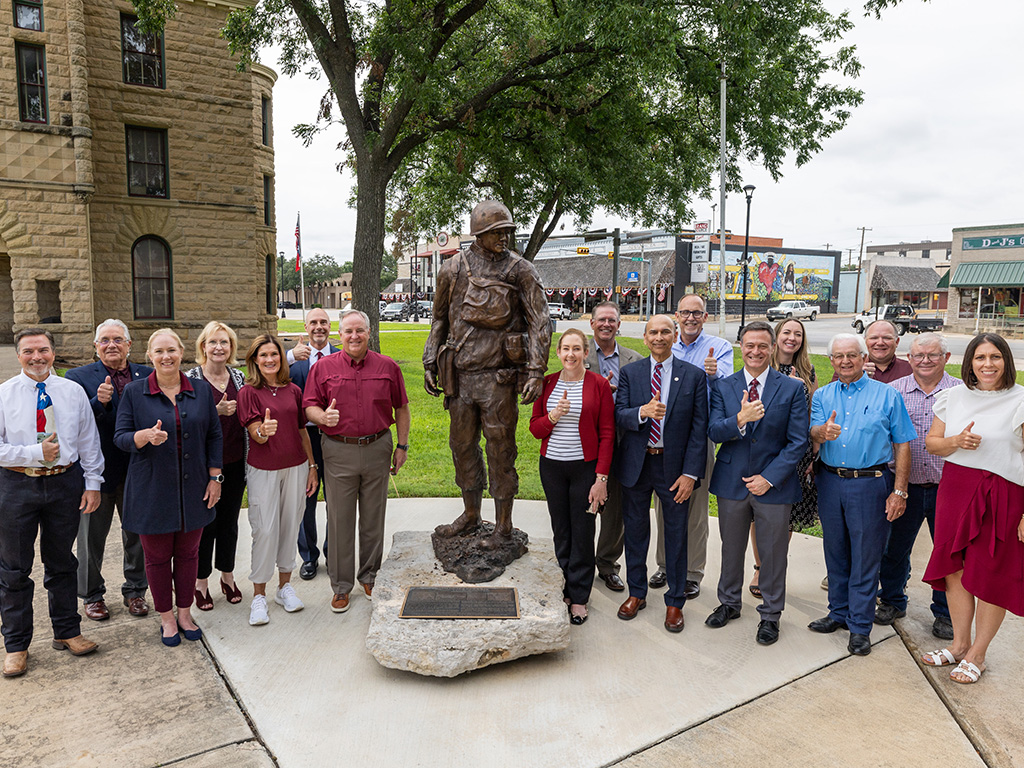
[584,301,643,592]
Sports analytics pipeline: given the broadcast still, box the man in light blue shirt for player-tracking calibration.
[808,333,916,657]
[649,294,732,598]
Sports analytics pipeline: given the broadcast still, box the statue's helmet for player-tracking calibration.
[469,200,515,236]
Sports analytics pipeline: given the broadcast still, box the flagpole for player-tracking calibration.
[295,212,306,321]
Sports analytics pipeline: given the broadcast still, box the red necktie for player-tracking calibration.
[749,378,759,401]
[649,362,663,445]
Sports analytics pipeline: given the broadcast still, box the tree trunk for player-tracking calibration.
[351,169,389,352]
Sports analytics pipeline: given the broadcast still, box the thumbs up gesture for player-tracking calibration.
[216,391,237,417]
[146,419,168,446]
[955,420,981,451]
[41,433,60,462]
[737,389,765,427]
[704,346,718,377]
[322,398,340,428]
[549,388,572,423]
[822,410,841,441]
[292,334,311,362]
[640,390,666,420]
[97,375,114,405]
[261,407,278,438]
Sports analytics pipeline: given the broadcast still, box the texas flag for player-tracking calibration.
[295,213,302,271]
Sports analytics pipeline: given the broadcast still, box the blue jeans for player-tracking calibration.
[877,482,949,618]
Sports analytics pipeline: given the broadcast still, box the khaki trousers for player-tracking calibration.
[246,463,306,585]
[320,433,392,596]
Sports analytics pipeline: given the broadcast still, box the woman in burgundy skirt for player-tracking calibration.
[922,333,1024,684]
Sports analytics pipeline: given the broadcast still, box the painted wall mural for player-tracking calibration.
[702,250,835,303]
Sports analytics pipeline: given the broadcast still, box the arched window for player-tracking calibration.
[132,236,172,319]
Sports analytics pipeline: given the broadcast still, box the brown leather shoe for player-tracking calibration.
[362,583,373,600]
[330,593,350,614]
[124,596,149,617]
[83,600,109,621]
[617,596,647,620]
[665,606,685,633]
[2,651,28,678]
[51,635,98,656]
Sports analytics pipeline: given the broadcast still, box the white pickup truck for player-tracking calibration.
[766,300,817,322]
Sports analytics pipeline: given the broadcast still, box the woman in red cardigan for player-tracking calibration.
[530,328,615,625]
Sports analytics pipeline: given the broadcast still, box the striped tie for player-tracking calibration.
[649,362,663,446]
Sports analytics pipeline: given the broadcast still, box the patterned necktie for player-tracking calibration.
[314,350,322,365]
[749,378,759,402]
[36,381,58,467]
[649,362,663,446]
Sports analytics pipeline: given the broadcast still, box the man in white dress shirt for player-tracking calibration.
[0,329,104,677]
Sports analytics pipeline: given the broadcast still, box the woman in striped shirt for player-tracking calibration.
[530,328,615,625]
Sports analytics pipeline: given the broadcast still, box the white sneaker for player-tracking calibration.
[274,583,305,613]
[249,595,270,626]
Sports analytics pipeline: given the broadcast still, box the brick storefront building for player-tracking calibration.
[1,0,276,362]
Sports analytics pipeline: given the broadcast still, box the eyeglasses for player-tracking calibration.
[909,353,945,362]
[97,338,126,346]
[206,340,232,348]
[829,353,864,361]
[676,310,704,318]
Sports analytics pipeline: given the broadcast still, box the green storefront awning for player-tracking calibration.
[949,261,1024,288]
[936,270,950,289]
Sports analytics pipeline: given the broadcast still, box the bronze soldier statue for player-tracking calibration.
[424,200,551,550]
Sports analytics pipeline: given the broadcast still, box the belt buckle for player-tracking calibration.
[24,467,41,477]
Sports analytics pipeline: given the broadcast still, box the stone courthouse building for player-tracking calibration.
[0,0,277,362]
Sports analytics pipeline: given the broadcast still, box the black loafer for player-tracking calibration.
[848,633,871,656]
[600,573,626,592]
[704,604,741,628]
[932,615,954,641]
[648,570,667,589]
[807,616,848,633]
[873,602,906,625]
[756,620,780,645]
[683,580,700,599]
[299,561,317,581]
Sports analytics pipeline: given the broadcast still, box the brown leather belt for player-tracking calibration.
[646,447,664,455]
[819,462,886,479]
[6,464,71,477]
[324,429,389,446]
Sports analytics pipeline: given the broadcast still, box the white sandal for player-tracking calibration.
[950,660,984,684]
[921,648,958,667]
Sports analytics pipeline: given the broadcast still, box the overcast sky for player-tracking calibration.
[271,0,1023,267]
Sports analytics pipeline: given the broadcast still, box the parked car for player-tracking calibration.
[548,303,572,320]
[766,300,817,321]
[851,305,943,335]
[379,300,387,314]
[381,302,410,322]
[412,300,433,318]
[277,300,296,309]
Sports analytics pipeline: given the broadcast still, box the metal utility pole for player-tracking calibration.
[717,65,727,339]
[612,227,621,305]
[737,185,755,340]
[279,250,285,318]
[846,248,855,268]
[855,226,871,313]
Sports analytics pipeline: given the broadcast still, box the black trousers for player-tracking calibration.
[298,426,327,564]
[197,459,246,579]
[0,464,84,652]
[539,456,597,605]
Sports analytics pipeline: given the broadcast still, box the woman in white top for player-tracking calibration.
[921,333,1024,684]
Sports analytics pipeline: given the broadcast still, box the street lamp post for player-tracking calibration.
[278,250,286,318]
[737,184,755,341]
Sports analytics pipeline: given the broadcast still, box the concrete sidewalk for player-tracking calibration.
[2,499,1020,767]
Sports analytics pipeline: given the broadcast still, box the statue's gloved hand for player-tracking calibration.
[521,375,543,405]
[424,369,441,397]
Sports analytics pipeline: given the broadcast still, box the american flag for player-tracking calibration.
[295,213,302,272]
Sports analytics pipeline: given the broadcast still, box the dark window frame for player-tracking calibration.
[125,125,169,198]
[265,255,274,314]
[263,174,272,226]
[120,14,165,89]
[131,236,173,320]
[261,96,271,146]
[15,42,47,124]
[13,0,43,31]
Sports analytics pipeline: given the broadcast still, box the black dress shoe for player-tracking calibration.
[705,604,741,628]
[648,570,667,589]
[807,616,848,634]
[756,620,780,645]
[299,561,317,580]
[600,573,626,592]
[848,633,872,656]
[683,580,700,599]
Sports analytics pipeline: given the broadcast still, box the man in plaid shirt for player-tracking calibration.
[878,333,960,640]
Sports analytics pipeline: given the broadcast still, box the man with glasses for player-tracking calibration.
[584,301,643,592]
[808,333,915,656]
[647,294,731,598]
[833,320,911,384]
[877,333,959,640]
[66,320,151,621]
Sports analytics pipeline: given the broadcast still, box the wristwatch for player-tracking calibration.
[396,443,409,452]
[210,473,224,484]
[892,488,908,499]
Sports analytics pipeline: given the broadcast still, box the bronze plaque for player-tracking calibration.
[400,586,520,619]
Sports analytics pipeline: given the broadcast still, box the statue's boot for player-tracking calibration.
[479,498,513,551]
[434,490,482,537]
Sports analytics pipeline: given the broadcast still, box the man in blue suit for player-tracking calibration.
[614,314,708,632]
[65,319,152,620]
[706,321,809,645]
[288,308,340,580]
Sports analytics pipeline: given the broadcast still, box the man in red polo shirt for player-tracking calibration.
[304,310,410,614]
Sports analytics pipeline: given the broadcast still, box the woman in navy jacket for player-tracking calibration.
[530,328,615,625]
[115,329,223,647]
